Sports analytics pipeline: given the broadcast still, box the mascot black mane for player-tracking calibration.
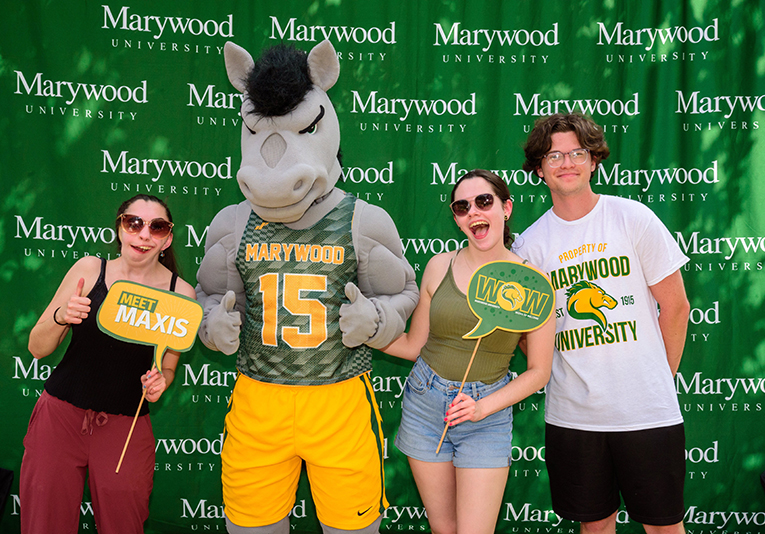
[243,44,342,166]
[245,44,312,117]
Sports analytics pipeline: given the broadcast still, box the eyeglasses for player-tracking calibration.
[543,148,590,168]
[450,193,495,217]
[118,214,174,238]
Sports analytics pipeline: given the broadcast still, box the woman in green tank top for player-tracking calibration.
[382,170,556,534]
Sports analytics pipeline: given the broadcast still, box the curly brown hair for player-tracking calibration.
[522,113,610,181]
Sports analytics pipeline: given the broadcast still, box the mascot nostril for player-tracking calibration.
[261,132,287,169]
[195,39,419,534]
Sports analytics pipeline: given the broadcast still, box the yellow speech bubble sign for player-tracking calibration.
[97,280,203,372]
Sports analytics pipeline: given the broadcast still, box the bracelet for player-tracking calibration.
[52,307,69,327]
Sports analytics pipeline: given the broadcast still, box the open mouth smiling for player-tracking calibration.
[469,220,489,238]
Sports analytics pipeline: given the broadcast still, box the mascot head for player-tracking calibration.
[224,40,342,223]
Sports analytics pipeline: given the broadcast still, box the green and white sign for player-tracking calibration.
[465,261,554,338]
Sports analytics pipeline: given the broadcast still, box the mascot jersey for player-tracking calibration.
[235,192,372,385]
[516,195,688,432]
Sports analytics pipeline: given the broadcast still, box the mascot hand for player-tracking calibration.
[339,282,379,348]
[207,290,242,355]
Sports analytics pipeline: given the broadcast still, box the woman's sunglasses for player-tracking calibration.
[450,193,495,217]
[118,214,174,239]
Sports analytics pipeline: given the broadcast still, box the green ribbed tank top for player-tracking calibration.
[420,256,522,384]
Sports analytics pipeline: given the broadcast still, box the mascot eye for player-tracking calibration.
[245,124,256,135]
[299,105,325,135]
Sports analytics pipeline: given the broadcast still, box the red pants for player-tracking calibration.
[20,391,155,534]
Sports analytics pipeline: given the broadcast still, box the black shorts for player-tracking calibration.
[545,423,685,526]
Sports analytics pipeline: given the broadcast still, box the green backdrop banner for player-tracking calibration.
[1,1,764,532]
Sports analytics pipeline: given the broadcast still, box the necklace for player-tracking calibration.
[459,246,511,275]
[458,248,488,275]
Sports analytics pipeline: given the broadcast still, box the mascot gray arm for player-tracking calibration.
[196,203,247,355]
[340,200,419,349]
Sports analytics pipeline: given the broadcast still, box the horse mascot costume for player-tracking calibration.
[196,39,418,534]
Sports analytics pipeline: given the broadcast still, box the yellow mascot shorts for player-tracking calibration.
[221,372,388,529]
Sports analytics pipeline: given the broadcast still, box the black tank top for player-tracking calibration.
[45,258,178,416]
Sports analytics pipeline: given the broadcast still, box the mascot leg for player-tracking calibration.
[226,514,289,534]
[320,516,382,534]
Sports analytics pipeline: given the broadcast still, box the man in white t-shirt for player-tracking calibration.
[515,113,690,534]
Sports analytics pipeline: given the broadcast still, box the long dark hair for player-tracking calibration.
[115,194,180,274]
[451,169,514,247]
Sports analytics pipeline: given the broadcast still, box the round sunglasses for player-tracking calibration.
[450,193,495,217]
[117,214,174,238]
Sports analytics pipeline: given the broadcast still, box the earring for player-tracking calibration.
[504,215,509,221]
[160,250,165,258]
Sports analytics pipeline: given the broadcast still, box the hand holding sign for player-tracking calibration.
[436,261,554,454]
[140,368,168,403]
[97,280,203,472]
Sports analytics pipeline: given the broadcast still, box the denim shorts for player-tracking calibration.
[394,357,513,468]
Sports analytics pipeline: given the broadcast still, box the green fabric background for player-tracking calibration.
[1,1,763,532]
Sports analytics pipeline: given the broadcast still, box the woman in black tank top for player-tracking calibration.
[22,194,197,534]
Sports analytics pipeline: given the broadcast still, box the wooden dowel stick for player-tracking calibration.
[116,364,156,473]
[435,337,482,454]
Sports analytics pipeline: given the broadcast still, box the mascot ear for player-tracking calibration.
[307,40,340,92]
[224,41,254,94]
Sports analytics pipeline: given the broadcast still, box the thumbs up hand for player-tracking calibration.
[206,290,242,355]
[57,277,91,325]
[339,282,379,348]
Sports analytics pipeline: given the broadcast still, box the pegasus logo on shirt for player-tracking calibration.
[566,281,617,330]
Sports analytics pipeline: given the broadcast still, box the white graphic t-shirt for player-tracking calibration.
[516,195,689,431]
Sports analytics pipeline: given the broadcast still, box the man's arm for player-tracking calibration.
[649,269,690,375]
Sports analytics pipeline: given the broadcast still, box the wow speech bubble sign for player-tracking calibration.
[464,261,554,339]
[97,280,203,371]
